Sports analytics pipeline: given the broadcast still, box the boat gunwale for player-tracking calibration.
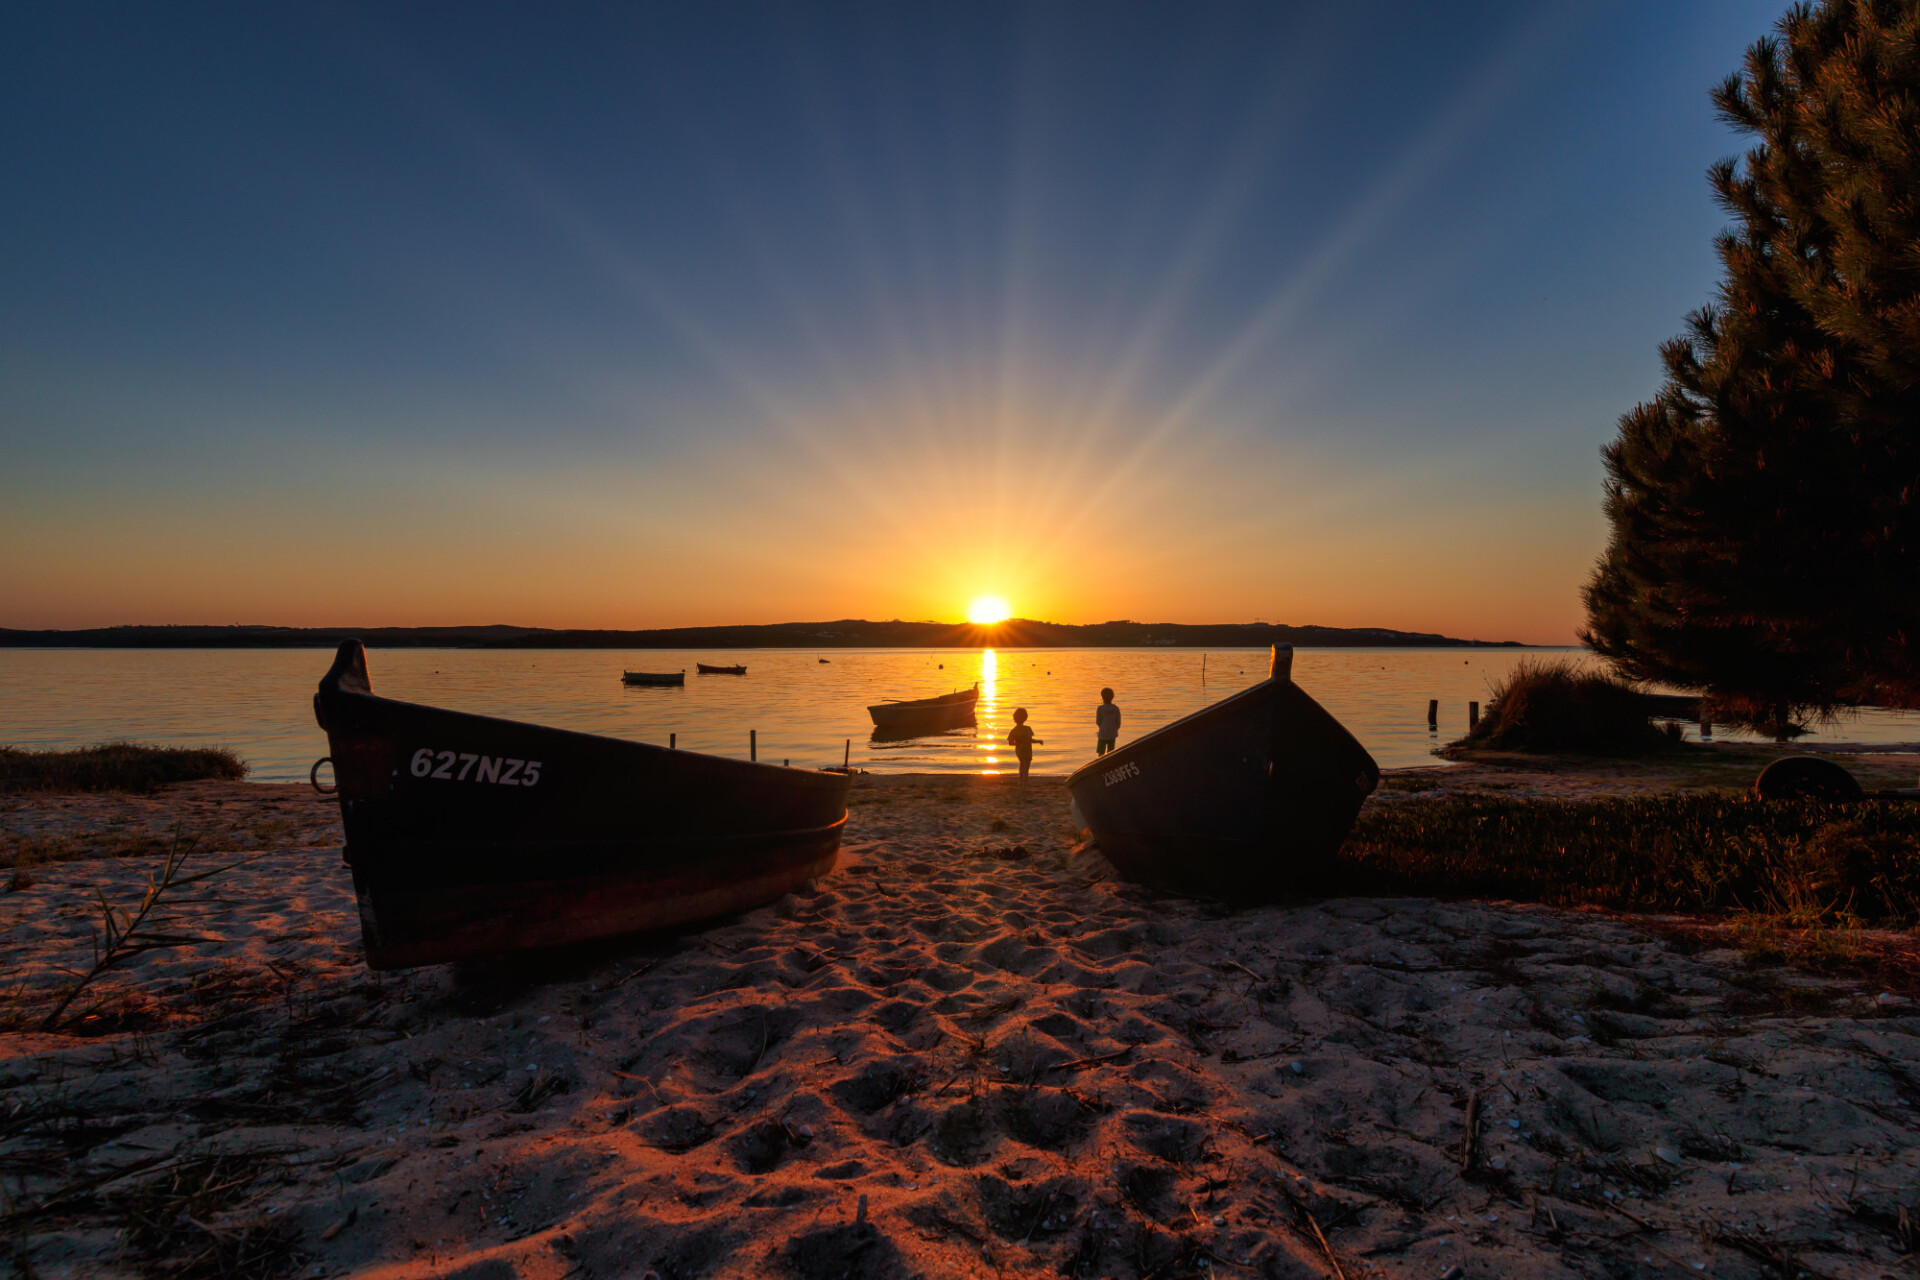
[867,683,979,716]
[318,641,846,784]
[1064,673,1277,790]
[1064,646,1304,791]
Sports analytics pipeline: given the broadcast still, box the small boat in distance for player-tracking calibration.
[1065,645,1377,903]
[313,640,848,968]
[697,662,748,675]
[868,683,979,733]
[622,670,685,687]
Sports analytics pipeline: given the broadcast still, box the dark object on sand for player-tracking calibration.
[313,640,848,968]
[1066,645,1378,901]
[622,670,685,687]
[867,684,979,735]
[697,662,747,675]
[1751,756,1920,803]
[1752,755,1862,802]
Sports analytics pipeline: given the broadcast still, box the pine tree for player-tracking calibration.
[1583,0,1920,728]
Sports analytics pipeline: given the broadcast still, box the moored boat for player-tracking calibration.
[867,683,979,732]
[697,662,748,675]
[1065,646,1377,902]
[622,670,685,687]
[313,640,848,968]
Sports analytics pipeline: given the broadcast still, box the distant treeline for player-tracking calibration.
[0,620,1522,649]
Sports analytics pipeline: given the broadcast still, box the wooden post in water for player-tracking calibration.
[1468,701,1479,729]
[670,733,676,750]
[1427,699,1438,728]
[784,758,789,768]
[750,730,757,762]
[844,739,850,770]
[1700,718,1713,740]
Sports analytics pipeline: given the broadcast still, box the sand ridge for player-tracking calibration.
[1,773,1917,1278]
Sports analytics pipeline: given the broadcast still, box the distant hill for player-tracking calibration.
[0,620,1524,649]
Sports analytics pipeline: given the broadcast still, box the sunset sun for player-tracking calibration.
[967,595,1012,625]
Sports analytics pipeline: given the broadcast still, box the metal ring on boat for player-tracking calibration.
[310,756,338,795]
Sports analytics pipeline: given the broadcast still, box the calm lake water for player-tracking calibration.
[2,647,1916,782]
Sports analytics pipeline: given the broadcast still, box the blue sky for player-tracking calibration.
[0,1,1785,640]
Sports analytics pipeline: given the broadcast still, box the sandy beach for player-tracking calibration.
[4,768,1918,1279]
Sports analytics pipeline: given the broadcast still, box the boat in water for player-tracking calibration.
[622,670,685,687]
[1065,645,1376,902]
[867,683,979,734]
[697,662,747,676]
[312,640,849,968]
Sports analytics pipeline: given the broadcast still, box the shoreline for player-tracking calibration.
[9,737,1916,867]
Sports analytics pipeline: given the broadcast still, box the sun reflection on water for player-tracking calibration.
[978,648,1001,775]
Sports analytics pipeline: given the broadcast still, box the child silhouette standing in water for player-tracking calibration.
[1007,707,1041,781]
[1095,687,1121,755]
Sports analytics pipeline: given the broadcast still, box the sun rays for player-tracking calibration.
[966,595,1011,625]
[0,7,1608,642]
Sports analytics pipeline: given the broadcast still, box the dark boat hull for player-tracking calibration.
[314,641,848,968]
[869,705,977,742]
[697,663,747,675]
[622,671,684,687]
[1065,647,1377,902]
[868,685,979,730]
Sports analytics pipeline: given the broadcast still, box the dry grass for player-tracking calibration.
[115,1151,299,1280]
[1341,794,1920,924]
[1444,658,1677,756]
[0,781,342,871]
[0,743,247,794]
[1341,792,1920,991]
[0,829,178,872]
[34,832,233,1034]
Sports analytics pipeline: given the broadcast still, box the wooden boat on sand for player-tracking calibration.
[868,683,979,733]
[697,663,747,676]
[622,670,685,687]
[1065,646,1376,902]
[313,640,848,968]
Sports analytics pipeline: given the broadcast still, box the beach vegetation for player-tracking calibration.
[1583,0,1920,728]
[1445,658,1676,756]
[0,742,247,793]
[1344,794,1920,925]
[116,1150,298,1280]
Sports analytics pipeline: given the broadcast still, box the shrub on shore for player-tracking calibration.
[0,743,248,793]
[1447,657,1675,756]
[1342,794,1920,925]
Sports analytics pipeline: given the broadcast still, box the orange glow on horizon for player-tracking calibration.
[0,379,1598,645]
